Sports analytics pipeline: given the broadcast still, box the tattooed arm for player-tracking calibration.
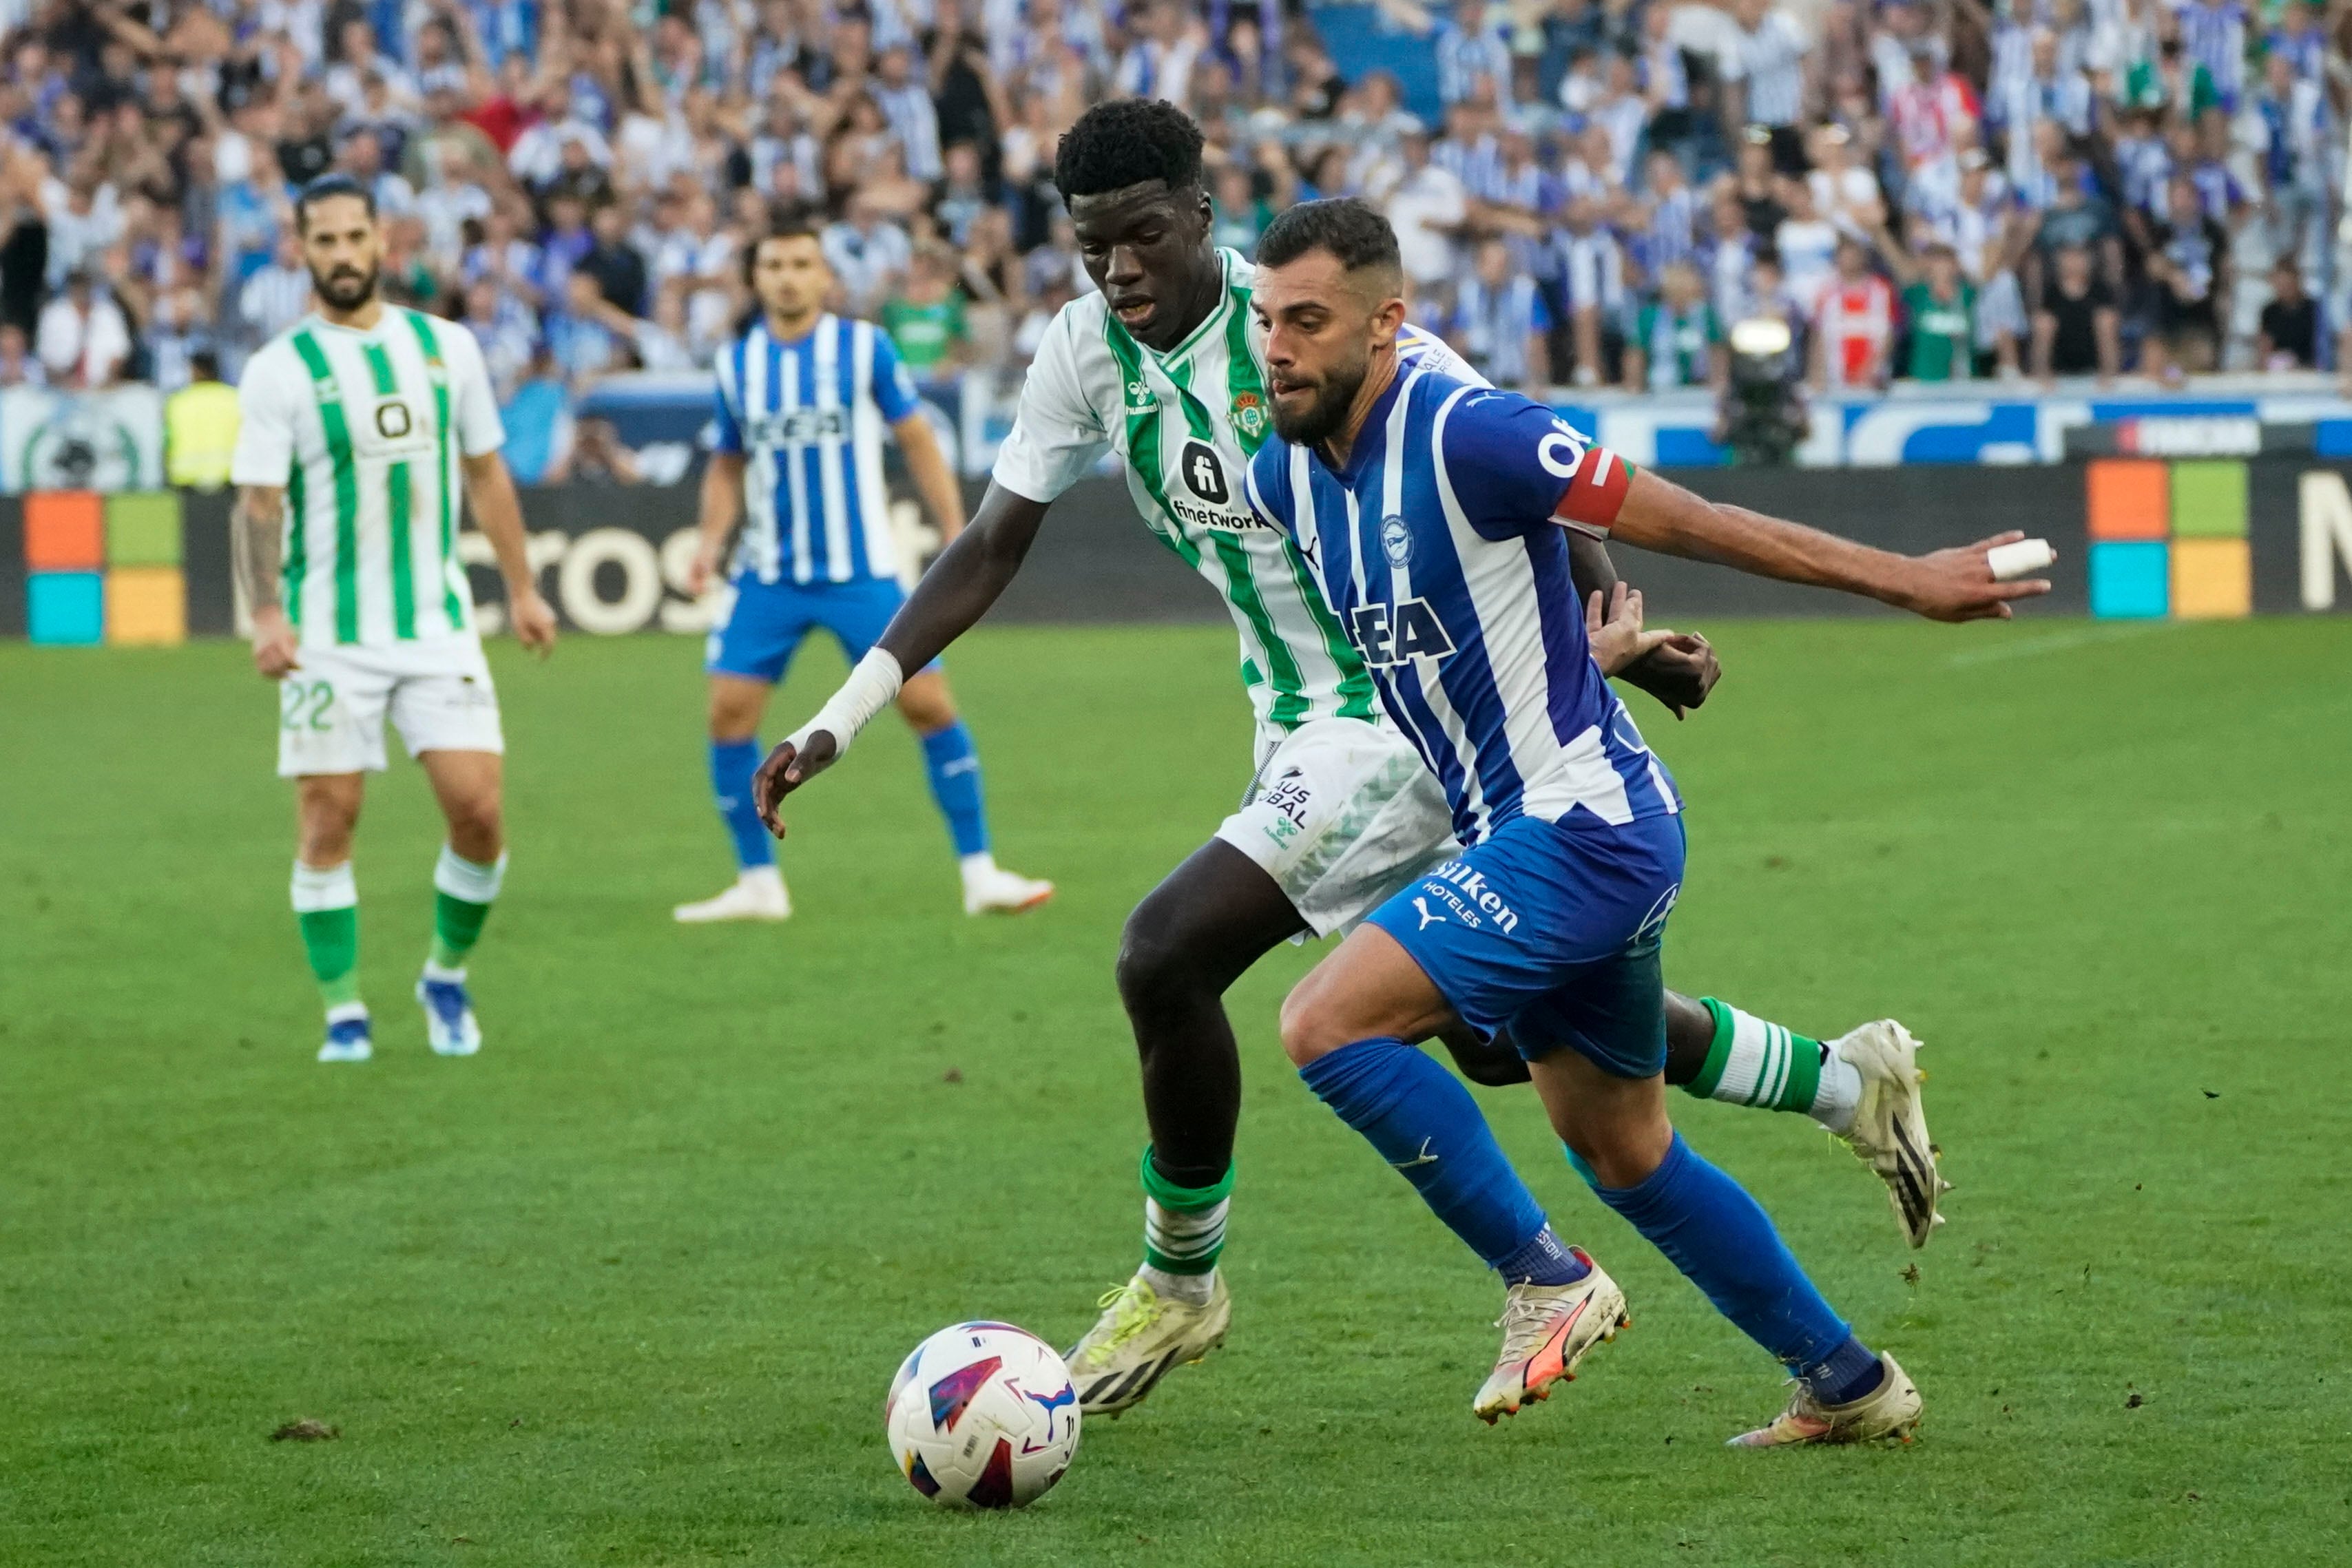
[233,484,299,679]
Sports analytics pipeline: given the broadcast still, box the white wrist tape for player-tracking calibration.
[785,648,904,760]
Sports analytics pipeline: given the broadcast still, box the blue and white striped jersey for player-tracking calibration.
[712,313,922,586]
[1245,362,1678,845]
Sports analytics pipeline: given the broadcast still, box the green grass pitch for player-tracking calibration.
[3,617,2349,1567]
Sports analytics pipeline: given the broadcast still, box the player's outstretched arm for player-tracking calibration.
[1606,468,2053,622]
[1566,531,1719,718]
[232,485,297,680]
[461,452,558,656]
[750,481,1052,833]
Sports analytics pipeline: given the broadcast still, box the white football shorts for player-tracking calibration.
[1214,715,1460,938]
[274,635,503,777]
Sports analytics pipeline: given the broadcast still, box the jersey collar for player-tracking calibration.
[1320,357,1409,488]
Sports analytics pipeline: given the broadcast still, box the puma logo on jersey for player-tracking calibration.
[1349,598,1455,669]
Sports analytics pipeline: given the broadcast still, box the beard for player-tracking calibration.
[1270,353,1367,449]
[310,260,379,311]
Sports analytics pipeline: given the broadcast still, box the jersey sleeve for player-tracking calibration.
[444,322,507,456]
[1438,388,1632,541]
[867,324,923,423]
[229,347,298,488]
[989,309,1110,503]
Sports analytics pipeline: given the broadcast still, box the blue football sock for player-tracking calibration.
[919,721,990,857]
[1300,1038,1548,1268]
[1492,1225,1592,1288]
[709,738,774,870]
[1583,1131,1862,1379]
[1804,1334,1887,1405]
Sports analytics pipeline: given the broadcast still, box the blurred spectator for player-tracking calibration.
[1624,261,1725,392]
[882,244,972,381]
[2033,243,2121,386]
[2256,258,2316,370]
[36,270,128,387]
[1882,242,1978,383]
[1813,237,1893,390]
[1449,236,1549,391]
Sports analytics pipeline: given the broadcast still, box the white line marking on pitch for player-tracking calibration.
[1946,623,2176,668]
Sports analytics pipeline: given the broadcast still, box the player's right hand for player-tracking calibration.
[1893,530,2054,622]
[683,540,724,598]
[251,607,299,680]
[751,731,838,835]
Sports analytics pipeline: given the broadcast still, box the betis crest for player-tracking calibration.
[1231,390,1267,440]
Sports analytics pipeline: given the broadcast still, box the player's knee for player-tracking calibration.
[1277,976,1345,1068]
[445,793,503,860]
[1554,1103,1672,1190]
[707,687,764,741]
[895,678,956,733]
[1114,907,1195,1018]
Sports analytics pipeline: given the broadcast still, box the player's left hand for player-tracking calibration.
[1893,531,2054,622]
[751,731,839,835]
[508,588,559,658]
[1621,631,1718,719]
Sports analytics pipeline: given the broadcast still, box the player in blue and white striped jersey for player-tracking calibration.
[1244,199,2046,1442]
[674,217,1050,922]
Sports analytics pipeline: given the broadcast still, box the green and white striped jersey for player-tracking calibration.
[995,249,1479,735]
[231,306,506,651]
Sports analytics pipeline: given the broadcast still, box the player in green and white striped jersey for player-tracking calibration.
[230,175,556,1066]
[758,103,1944,1415]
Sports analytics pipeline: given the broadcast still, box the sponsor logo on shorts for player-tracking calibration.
[1415,859,1520,934]
[1262,771,1312,828]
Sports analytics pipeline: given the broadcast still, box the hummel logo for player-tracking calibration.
[1390,1138,1439,1170]
[1413,897,1445,931]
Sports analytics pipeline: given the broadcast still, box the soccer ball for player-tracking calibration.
[884,1321,1081,1509]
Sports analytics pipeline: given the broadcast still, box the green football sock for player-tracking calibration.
[1138,1147,1234,1301]
[427,846,506,972]
[1685,996,1860,1129]
[290,860,361,1011]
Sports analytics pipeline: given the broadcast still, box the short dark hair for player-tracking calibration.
[295,174,375,233]
[1053,98,1204,201]
[742,209,824,284]
[1255,198,1401,278]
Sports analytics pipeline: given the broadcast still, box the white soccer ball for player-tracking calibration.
[884,1321,1081,1509]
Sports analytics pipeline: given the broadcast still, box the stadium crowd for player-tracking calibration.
[0,0,2346,465]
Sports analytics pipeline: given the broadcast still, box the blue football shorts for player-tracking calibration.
[705,573,941,684]
[1366,811,1687,1080]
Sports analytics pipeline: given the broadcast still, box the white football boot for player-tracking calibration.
[416,969,483,1057]
[1829,1020,1949,1248]
[316,1004,373,1063]
[1064,1272,1231,1417]
[960,855,1053,916]
[1472,1251,1628,1423]
[1727,1352,1923,1447]
[673,867,791,923]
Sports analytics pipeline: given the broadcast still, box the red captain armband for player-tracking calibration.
[1550,447,1634,538]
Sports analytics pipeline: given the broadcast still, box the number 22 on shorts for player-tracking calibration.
[280,679,336,732]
